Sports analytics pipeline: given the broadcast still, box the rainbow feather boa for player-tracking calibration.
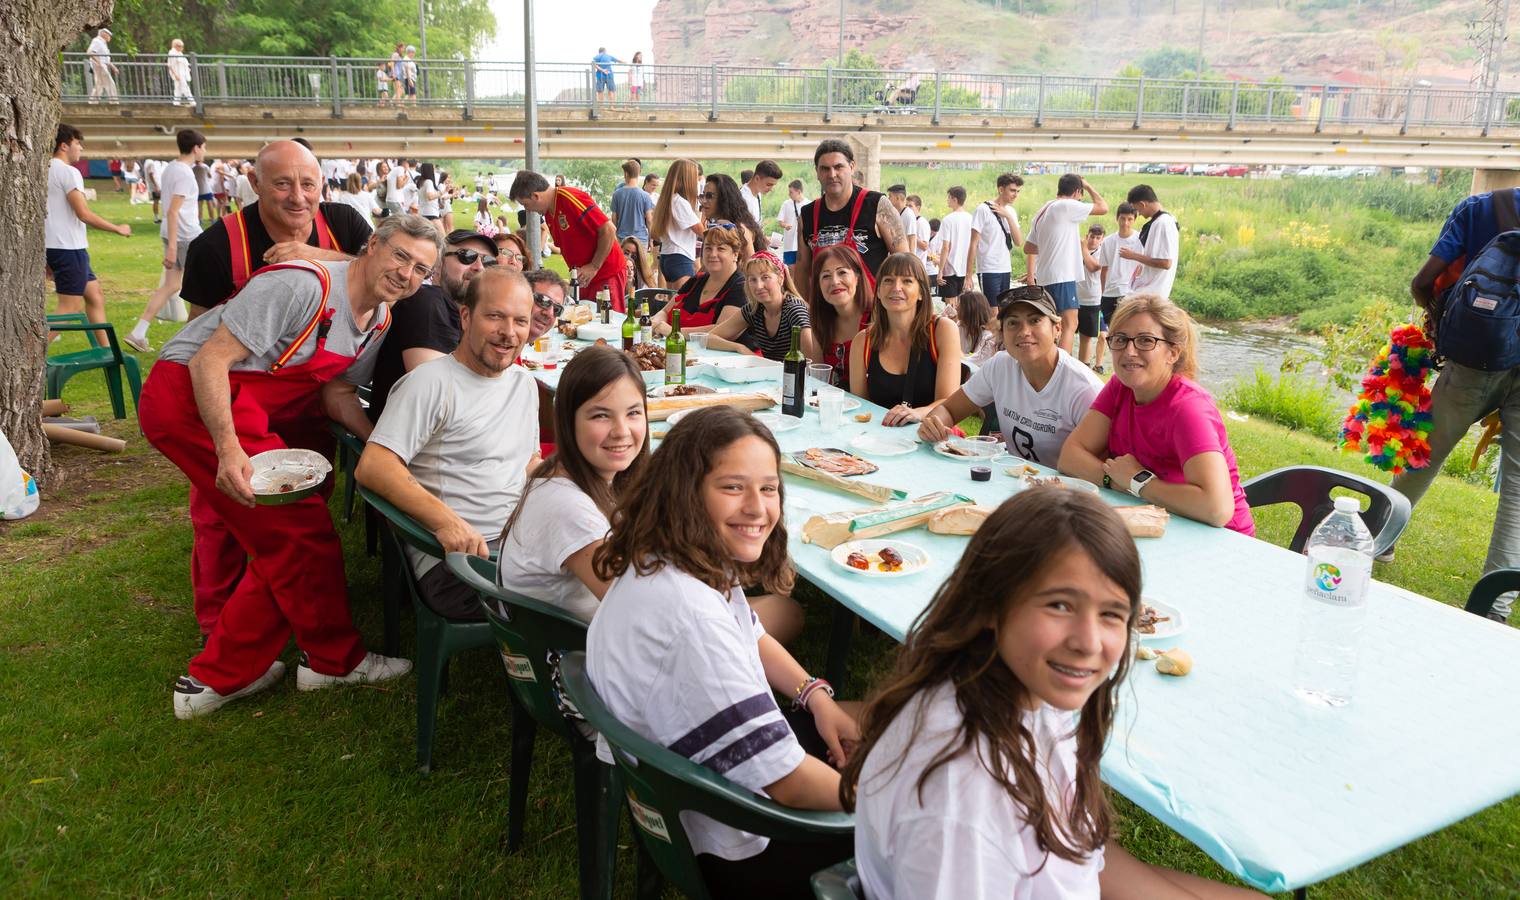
[1338,323,1435,474]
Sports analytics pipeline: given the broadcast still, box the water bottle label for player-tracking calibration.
[1304,552,1370,608]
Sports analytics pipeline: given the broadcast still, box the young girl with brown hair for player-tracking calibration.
[587,406,857,898]
[842,489,1262,899]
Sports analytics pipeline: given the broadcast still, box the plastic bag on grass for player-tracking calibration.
[1,427,40,520]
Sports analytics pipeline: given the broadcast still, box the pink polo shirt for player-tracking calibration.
[1091,375,1255,536]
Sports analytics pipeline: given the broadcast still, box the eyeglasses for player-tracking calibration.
[497,250,525,264]
[1106,333,1174,351]
[699,191,716,200]
[707,221,738,230]
[445,248,497,267]
[387,246,433,281]
[532,293,563,315]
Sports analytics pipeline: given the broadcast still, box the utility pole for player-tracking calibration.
[418,0,427,59]
[838,0,845,65]
[1196,0,1207,72]
[524,0,541,259]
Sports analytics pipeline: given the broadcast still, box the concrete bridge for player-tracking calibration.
[60,53,1520,187]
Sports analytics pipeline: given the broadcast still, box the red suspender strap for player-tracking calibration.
[846,186,868,234]
[314,207,338,250]
[224,209,254,290]
[266,261,334,372]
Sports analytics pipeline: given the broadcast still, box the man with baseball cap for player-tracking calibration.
[368,228,501,422]
[916,284,1102,465]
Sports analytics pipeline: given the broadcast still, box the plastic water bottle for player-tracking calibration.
[1292,496,1374,707]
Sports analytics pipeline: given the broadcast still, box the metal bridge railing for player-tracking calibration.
[60,53,1519,133]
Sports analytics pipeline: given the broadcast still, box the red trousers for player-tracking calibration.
[139,362,366,694]
[583,266,630,313]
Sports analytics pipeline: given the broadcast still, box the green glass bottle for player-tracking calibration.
[621,300,638,351]
[781,326,805,417]
[665,309,686,385]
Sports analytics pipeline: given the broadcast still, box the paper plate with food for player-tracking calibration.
[1011,467,1100,494]
[831,539,930,578]
[249,448,331,506]
[648,382,719,398]
[1135,598,1186,642]
[791,447,878,477]
[804,393,862,413]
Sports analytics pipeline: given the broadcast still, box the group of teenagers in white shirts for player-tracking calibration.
[357,229,1258,895]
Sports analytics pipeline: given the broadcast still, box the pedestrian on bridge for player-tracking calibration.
[795,139,908,303]
[167,39,194,107]
[592,47,621,104]
[86,29,119,103]
[510,169,628,312]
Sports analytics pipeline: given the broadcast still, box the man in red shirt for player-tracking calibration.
[508,170,627,310]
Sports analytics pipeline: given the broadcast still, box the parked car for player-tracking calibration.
[1166,164,1190,175]
[1224,165,1249,177]
[1139,163,1168,174]
[1204,164,1230,177]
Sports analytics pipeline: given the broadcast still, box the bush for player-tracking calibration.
[1172,282,1246,320]
[1225,368,1340,440]
[1444,430,1501,487]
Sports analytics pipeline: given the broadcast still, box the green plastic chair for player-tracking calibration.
[445,552,620,900]
[559,652,855,900]
[355,485,495,772]
[328,421,380,557]
[45,315,143,420]
[811,858,863,899]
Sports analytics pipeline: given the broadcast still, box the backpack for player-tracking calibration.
[983,201,1012,251]
[1437,228,1520,371]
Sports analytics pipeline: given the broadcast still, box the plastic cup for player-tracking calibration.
[807,363,834,393]
[818,387,846,432]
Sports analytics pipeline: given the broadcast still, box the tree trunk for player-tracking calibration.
[0,0,115,481]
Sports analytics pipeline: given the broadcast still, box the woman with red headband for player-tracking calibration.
[703,251,818,362]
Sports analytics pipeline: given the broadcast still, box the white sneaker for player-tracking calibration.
[296,651,412,692]
[173,660,286,720]
[123,332,151,353]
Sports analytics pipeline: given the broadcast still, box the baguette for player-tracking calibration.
[802,492,973,549]
[647,392,776,421]
[1114,504,1169,538]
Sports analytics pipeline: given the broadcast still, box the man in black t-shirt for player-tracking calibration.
[795,138,908,301]
[368,229,500,423]
[181,140,371,318]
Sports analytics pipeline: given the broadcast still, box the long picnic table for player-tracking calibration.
[530,338,1520,895]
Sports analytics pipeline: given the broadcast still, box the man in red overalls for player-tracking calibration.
[178,140,373,638]
[508,169,628,311]
[140,215,443,719]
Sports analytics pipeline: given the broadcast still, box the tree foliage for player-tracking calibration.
[76,0,495,59]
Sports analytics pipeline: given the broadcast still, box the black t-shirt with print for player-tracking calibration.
[181,200,372,309]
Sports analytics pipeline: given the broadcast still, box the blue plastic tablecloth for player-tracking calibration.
[534,344,1520,893]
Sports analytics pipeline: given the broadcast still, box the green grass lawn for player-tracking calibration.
[4,190,1517,897]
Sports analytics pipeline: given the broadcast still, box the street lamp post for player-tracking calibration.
[838,0,845,65]
[419,0,428,59]
[524,0,541,259]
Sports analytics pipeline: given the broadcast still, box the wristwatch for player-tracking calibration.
[1128,470,1156,497]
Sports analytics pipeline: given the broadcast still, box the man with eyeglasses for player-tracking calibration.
[509,169,628,312]
[368,229,502,423]
[138,215,442,719]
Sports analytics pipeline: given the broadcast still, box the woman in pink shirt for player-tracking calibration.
[1059,295,1254,535]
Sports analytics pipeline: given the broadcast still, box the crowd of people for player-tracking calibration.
[38,109,1516,895]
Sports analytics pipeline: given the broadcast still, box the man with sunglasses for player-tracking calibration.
[138,215,442,719]
[369,229,501,423]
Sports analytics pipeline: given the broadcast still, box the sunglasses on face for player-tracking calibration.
[533,293,563,315]
[707,221,738,230]
[700,191,716,200]
[446,248,497,267]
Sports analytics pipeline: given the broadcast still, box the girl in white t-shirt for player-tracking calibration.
[918,284,1102,466]
[650,158,706,291]
[497,347,650,622]
[586,406,859,898]
[950,290,998,363]
[843,490,1263,900]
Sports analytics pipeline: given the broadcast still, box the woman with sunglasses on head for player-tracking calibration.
[1058,295,1254,535]
[498,346,650,622]
[703,251,818,362]
[849,253,962,427]
[651,159,705,291]
[807,244,873,387]
[621,236,654,291]
[650,225,748,336]
[701,173,767,263]
[918,286,1101,466]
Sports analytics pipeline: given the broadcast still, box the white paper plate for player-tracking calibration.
[1012,471,1100,494]
[1136,598,1187,642]
[831,539,930,578]
[805,394,862,412]
[933,438,1002,462]
[249,448,331,505]
[849,432,918,456]
[753,412,804,433]
[647,383,723,398]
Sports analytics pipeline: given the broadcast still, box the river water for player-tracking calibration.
[1193,321,1325,401]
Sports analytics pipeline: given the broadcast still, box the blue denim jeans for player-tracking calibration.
[1389,361,1520,616]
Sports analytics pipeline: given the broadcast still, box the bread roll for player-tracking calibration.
[927,504,992,535]
[1156,649,1193,676]
[1115,504,1169,539]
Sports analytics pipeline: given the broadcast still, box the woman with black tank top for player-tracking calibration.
[848,253,962,427]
